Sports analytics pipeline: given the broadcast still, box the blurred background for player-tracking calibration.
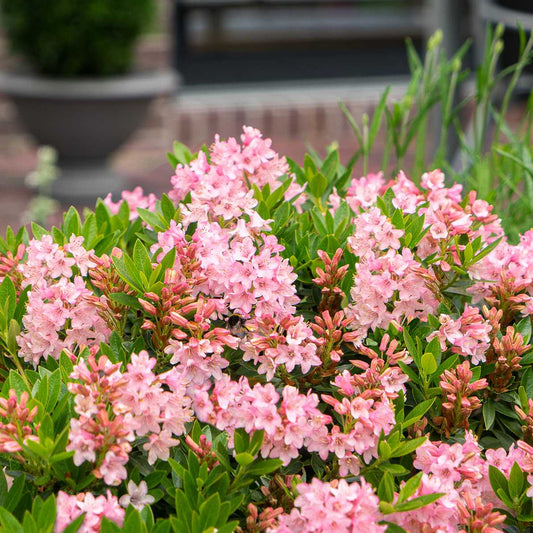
[0,0,521,232]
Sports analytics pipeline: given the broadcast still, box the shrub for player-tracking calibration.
[0,0,154,77]
[0,126,532,532]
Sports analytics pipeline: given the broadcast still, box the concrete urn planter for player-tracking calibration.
[0,69,178,202]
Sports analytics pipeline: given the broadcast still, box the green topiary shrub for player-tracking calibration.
[0,0,155,77]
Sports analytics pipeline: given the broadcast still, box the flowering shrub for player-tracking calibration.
[2,125,533,532]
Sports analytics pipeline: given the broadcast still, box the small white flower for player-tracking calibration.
[119,480,155,511]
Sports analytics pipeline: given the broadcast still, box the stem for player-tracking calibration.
[11,354,32,391]
[435,67,460,167]
[493,32,533,154]
[413,116,427,181]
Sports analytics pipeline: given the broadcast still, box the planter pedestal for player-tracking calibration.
[0,70,179,202]
[51,160,125,203]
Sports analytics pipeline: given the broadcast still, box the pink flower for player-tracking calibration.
[98,450,128,486]
[144,430,180,465]
[119,480,155,511]
[273,478,385,533]
[55,491,124,533]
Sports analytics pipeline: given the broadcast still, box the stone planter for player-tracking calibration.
[0,69,178,202]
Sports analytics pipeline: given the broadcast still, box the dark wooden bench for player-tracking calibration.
[172,0,425,73]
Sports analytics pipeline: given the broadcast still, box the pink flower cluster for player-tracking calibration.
[0,390,38,455]
[192,226,299,317]
[55,490,124,533]
[391,433,522,532]
[241,313,321,380]
[271,478,385,533]
[169,126,305,222]
[192,366,396,470]
[152,219,299,321]
[428,305,492,364]
[342,169,503,270]
[18,235,95,285]
[103,186,157,221]
[163,323,238,387]
[320,369,397,473]
[347,206,403,259]
[346,247,438,345]
[469,229,533,314]
[192,376,331,465]
[67,350,193,485]
[269,433,521,533]
[17,235,109,366]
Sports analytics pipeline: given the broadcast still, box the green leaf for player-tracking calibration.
[0,276,16,323]
[378,472,395,503]
[8,370,30,396]
[233,429,249,455]
[496,487,514,508]
[112,254,144,293]
[21,511,38,533]
[402,399,435,429]
[397,472,423,504]
[397,361,421,386]
[59,351,74,380]
[152,521,171,533]
[133,240,153,279]
[199,492,220,529]
[7,319,20,356]
[6,474,24,512]
[160,194,177,221]
[137,208,167,232]
[0,470,8,508]
[63,206,82,237]
[62,514,85,533]
[309,173,328,198]
[243,458,282,477]
[390,437,426,458]
[489,465,509,498]
[382,523,407,533]
[0,508,23,533]
[123,507,145,532]
[420,352,437,375]
[31,222,49,240]
[369,86,391,146]
[379,501,396,515]
[256,201,270,220]
[379,463,409,475]
[37,495,57,529]
[426,336,442,366]
[309,208,328,236]
[522,367,533,400]
[100,517,122,533]
[321,149,339,181]
[214,521,239,533]
[403,329,418,364]
[508,462,525,499]
[172,141,194,165]
[38,413,54,442]
[379,441,392,460]
[234,453,254,467]
[394,493,444,512]
[34,374,49,408]
[483,399,496,430]
[517,317,532,345]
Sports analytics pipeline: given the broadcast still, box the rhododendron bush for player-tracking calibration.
[2,126,533,533]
